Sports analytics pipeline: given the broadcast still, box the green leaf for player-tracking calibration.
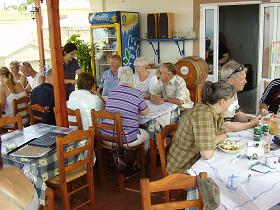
[123,58,129,65]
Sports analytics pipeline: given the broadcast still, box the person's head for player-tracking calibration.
[110,54,122,74]
[77,72,95,91]
[21,62,34,77]
[9,60,21,74]
[62,43,77,63]
[220,60,247,92]
[201,81,236,113]
[44,69,53,84]
[118,66,135,88]
[0,66,14,84]
[134,57,148,75]
[159,63,176,82]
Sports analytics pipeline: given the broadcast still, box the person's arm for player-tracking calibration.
[0,86,6,111]
[150,82,164,105]
[224,115,261,132]
[234,111,251,123]
[163,97,184,105]
[200,150,215,160]
[140,106,149,115]
[64,79,77,85]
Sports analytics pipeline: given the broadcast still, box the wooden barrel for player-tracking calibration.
[175,56,208,89]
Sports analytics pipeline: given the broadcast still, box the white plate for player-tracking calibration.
[218,144,244,154]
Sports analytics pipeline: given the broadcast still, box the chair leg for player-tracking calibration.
[164,191,170,202]
[140,144,145,178]
[149,139,157,176]
[97,147,106,187]
[61,183,71,210]
[88,167,95,209]
[118,172,125,192]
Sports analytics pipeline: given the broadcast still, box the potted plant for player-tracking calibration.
[66,34,92,75]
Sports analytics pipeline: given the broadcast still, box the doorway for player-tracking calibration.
[219,4,259,113]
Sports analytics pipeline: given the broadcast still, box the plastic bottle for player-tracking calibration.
[277,106,280,119]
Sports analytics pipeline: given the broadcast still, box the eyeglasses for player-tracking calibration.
[226,65,245,79]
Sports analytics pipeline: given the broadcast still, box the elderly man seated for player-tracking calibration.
[21,62,44,91]
[259,79,280,114]
[220,60,261,132]
[151,62,193,112]
[134,57,158,99]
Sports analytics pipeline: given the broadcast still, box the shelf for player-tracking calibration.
[142,38,195,63]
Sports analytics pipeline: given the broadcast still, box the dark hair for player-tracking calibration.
[63,43,77,54]
[201,81,235,105]
[77,72,95,91]
[22,62,32,68]
[162,62,176,75]
[0,66,15,85]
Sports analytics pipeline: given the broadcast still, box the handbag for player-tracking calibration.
[111,119,130,173]
[197,176,220,210]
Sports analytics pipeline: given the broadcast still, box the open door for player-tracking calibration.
[200,4,219,82]
[257,3,280,111]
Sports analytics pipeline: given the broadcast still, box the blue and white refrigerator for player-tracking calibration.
[89,11,140,86]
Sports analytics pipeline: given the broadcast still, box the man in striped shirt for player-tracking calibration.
[103,66,150,149]
[259,79,280,114]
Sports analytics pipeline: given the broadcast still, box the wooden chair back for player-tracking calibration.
[28,104,49,125]
[0,115,23,134]
[91,109,123,146]
[67,108,83,130]
[56,128,95,209]
[140,172,207,210]
[13,96,29,125]
[43,187,54,210]
[157,124,177,177]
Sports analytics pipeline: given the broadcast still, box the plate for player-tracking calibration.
[218,140,244,154]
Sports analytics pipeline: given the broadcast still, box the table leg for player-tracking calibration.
[150,138,157,176]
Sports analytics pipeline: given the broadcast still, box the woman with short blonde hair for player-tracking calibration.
[118,66,135,88]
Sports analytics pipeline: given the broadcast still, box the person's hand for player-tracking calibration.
[75,69,82,75]
[250,115,262,126]
[258,108,268,116]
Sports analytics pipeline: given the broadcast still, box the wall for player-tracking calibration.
[89,0,194,64]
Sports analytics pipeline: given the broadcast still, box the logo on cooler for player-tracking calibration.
[95,13,109,21]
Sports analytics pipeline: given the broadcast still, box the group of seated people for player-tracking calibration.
[1,53,279,174]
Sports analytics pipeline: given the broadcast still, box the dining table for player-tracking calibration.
[140,100,180,175]
[1,123,91,205]
[188,129,280,210]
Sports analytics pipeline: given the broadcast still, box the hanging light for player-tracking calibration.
[30,5,39,21]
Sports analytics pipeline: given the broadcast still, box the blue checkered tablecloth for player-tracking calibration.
[1,123,93,205]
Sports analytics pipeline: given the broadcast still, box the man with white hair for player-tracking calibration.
[221,60,261,132]
[134,57,158,99]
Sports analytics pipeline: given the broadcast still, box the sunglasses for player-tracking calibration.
[227,65,245,79]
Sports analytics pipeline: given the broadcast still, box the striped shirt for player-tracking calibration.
[103,85,148,143]
[260,79,280,114]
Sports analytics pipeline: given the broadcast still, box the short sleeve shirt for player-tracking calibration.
[260,79,280,113]
[63,58,80,80]
[134,73,158,96]
[151,75,194,110]
[103,85,148,142]
[223,93,240,121]
[100,70,119,97]
[166,102,226,174]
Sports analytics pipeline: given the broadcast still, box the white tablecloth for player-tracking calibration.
[139,100,178,126]
[188,130,280,210]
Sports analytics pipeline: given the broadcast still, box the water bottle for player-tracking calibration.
[277,106,280,119]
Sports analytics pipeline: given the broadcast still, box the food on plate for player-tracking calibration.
[219,140,244,151]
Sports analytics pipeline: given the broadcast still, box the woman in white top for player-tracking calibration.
[134,57,158,99]
[9,61,27,89]
[0,67,26,116]
[67,72,104,130]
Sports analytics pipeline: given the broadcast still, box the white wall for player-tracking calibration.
[89,0,194,64]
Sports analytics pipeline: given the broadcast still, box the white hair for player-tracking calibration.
[118,66,135,88]
[134,57,148,68]
[220,60,247,81]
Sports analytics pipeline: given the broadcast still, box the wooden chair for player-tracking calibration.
[91,109,145,192]
[67,108,83,130]
[46,128,95,210]
[28,104,50,125]
[0,115,23,134]
[140,172,207,210]
[157,124,177,177]
[42,187,54,210]
[13,96,30,126]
